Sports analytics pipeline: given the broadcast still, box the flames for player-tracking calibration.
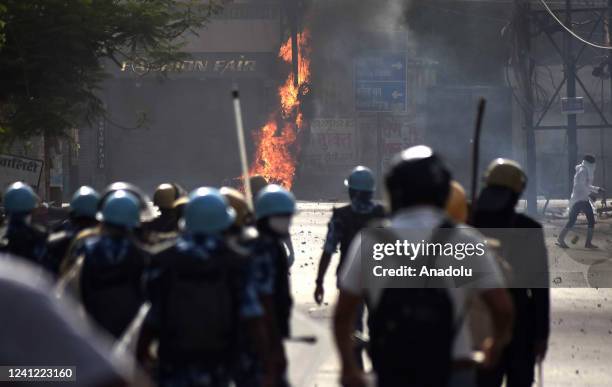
[249,30,311,189]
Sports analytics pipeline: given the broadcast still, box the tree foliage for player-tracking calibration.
[0,4,5,49]
[0,0,223,142]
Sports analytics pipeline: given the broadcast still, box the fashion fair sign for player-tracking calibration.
[0,154,43,189]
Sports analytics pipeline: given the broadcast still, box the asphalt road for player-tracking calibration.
[286,202,612,387]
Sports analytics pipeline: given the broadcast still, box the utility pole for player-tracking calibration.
[603,0,612,197]
[565,0,579,196]
[524,2,537,214]
[609,0,612,121]
[516,0,538,214]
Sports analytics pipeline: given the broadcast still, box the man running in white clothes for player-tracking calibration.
[557,154,603,249]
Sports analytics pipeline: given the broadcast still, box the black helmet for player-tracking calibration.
[584,154,596,164]
[100,182,157,222]
[385,145,451,211]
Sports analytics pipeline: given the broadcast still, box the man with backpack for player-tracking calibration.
[79,190,149,339]
[138,188,270,387]
[473,159,550,387]
[251,184,297,387]
[333,146,514,387]
[314,166,385,368]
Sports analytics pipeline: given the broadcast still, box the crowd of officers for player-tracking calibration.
[0,144,551,387]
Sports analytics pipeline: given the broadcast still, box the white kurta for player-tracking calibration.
[568,161,600,210]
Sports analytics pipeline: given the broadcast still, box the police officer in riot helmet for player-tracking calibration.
[472,159,528,227]
[249,175,269,202]
[473,159,550,387]
[251,185,297,387]
[46,186,100,277]
[334,146,513,387]
[314,166,385,369]
[54,186,100,233]
[220,187,257,248]
[79,190,149,339]
[0,182,48,269]
[250,176,296,268]
[149,183,185,234]
[138,188,269,387]
[99,181,157,243]
[101,182,155,215]
[220,187,254,233]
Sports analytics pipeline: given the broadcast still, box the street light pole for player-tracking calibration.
[565,0,579,196]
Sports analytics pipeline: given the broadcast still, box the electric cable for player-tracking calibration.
[540,0,612,50]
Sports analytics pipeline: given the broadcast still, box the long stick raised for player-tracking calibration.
[471,98,487,211]
[232,87,253,209]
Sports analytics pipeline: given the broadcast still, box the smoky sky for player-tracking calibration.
[308,0,414,109]
[305,0,515,196]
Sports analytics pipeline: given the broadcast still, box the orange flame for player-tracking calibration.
[249,30,311,189]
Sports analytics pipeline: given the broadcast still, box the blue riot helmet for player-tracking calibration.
[98,190,141,229]
[344,166,375,192]
[70,186,100,219]
[254,185,296,220]
[100,182,156,222]
[3,182,38,215]
[184,187,235,234]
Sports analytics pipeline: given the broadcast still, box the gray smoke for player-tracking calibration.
[304,0,516,197]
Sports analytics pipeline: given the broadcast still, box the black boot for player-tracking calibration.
[585,227,598,249]
[557,227,570,248]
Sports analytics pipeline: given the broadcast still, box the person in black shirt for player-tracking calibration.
[474,159,550,387]
[314,166,385,369]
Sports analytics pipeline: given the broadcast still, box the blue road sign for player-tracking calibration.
[355,53,407,112]
[355,82,406,112]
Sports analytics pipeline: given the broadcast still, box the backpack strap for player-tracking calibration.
[422,219,455,288]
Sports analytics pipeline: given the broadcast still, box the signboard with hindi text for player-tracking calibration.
[379,115,421,171]
[302,119,356,166]
[0,154,44,190]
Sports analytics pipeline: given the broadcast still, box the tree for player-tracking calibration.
[0,0,223,196]
[0,4,5,49]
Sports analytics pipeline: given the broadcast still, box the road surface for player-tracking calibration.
[286,202,612,387]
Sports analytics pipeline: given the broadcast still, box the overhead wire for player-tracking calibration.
[540,0,612,50]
